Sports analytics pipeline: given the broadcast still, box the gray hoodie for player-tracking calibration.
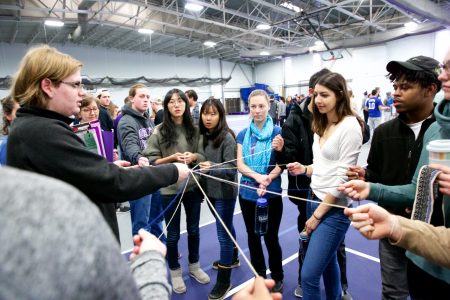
[0,167,170,300]
[117,105,155,165]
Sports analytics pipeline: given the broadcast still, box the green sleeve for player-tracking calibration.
[142,128,162,163]
[368,126,440,207]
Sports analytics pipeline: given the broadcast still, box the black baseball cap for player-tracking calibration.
[386,55,440,77]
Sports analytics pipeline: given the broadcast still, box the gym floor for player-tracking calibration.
[119,114,380,299]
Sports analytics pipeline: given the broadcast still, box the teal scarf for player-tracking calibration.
[242,116,273,181]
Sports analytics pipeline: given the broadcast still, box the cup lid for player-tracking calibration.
[426,140,450,152]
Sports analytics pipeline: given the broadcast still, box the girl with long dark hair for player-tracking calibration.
[198,99,238,300]
[144,88,210,294]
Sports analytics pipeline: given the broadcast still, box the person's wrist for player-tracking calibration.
[303,166,308,176]
[312,212,321,221]
[388,215,401,242]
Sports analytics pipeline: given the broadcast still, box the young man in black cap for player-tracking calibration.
[347,55,441,299]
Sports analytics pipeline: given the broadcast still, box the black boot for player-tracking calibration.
[212,248,240,269]
[208,265,232,300]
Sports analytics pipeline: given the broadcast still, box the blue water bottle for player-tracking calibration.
[299,230,310,264]
[254,197,268,236]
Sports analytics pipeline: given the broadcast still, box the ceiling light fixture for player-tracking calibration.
[256,24,271,30]
[260,51,270,56]
[280,1,301,13]
[44,20,64,27]
[185,3,204,12]
[315,40,325,46]
[203,41,216,47]
[138,28,154,34]
[404,21,418,31]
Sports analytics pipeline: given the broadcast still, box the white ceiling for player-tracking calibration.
[0,0,449,65]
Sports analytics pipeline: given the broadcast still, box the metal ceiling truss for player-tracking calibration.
[0,0,448,64]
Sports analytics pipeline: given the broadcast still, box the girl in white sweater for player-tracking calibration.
[287,72,363,299]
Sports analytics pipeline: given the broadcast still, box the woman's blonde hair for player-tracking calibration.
[11,45,82,108]
[107,103,119,119]
[248,89,270,105]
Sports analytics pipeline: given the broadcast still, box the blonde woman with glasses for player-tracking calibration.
[7,45,189,243]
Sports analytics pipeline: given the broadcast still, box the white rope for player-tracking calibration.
[193,170,348,210]
[197,164,348,178]
[192,147,273,170]
[188,169,259,277]
[158,177,190,240]
[158,144,348,278]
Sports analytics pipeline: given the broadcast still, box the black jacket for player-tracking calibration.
[99,105,114,132]
[277,98,314,199]
[154,109,164,126]
[366,112,435,214]
[8,106,179,241]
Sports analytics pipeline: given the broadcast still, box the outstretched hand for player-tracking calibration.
[130,229,167,260]
[232,276,282,300]
[286,162,305,176]
[344,204,401,241]
[337,180,370,201]
[113,160,137,168]
[173,163,190,183]
[347,165,366,181]
[198,161,212,173]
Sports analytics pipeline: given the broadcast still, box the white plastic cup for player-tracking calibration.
[426,140,450,167]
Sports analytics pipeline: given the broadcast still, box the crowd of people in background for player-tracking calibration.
[1,43,450,300]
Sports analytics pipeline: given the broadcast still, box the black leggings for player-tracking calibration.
[239,195,284,281]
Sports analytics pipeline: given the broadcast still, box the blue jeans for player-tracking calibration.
[301,202,350,300]
[208,197,237,266]
[129,194,152,236]
[161,189,202,270]
[149,190,166,243]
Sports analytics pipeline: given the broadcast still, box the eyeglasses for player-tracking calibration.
[168,98,185,106]
[81,107,99,113]
[60,81,85,90]
[439,61,450,75]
